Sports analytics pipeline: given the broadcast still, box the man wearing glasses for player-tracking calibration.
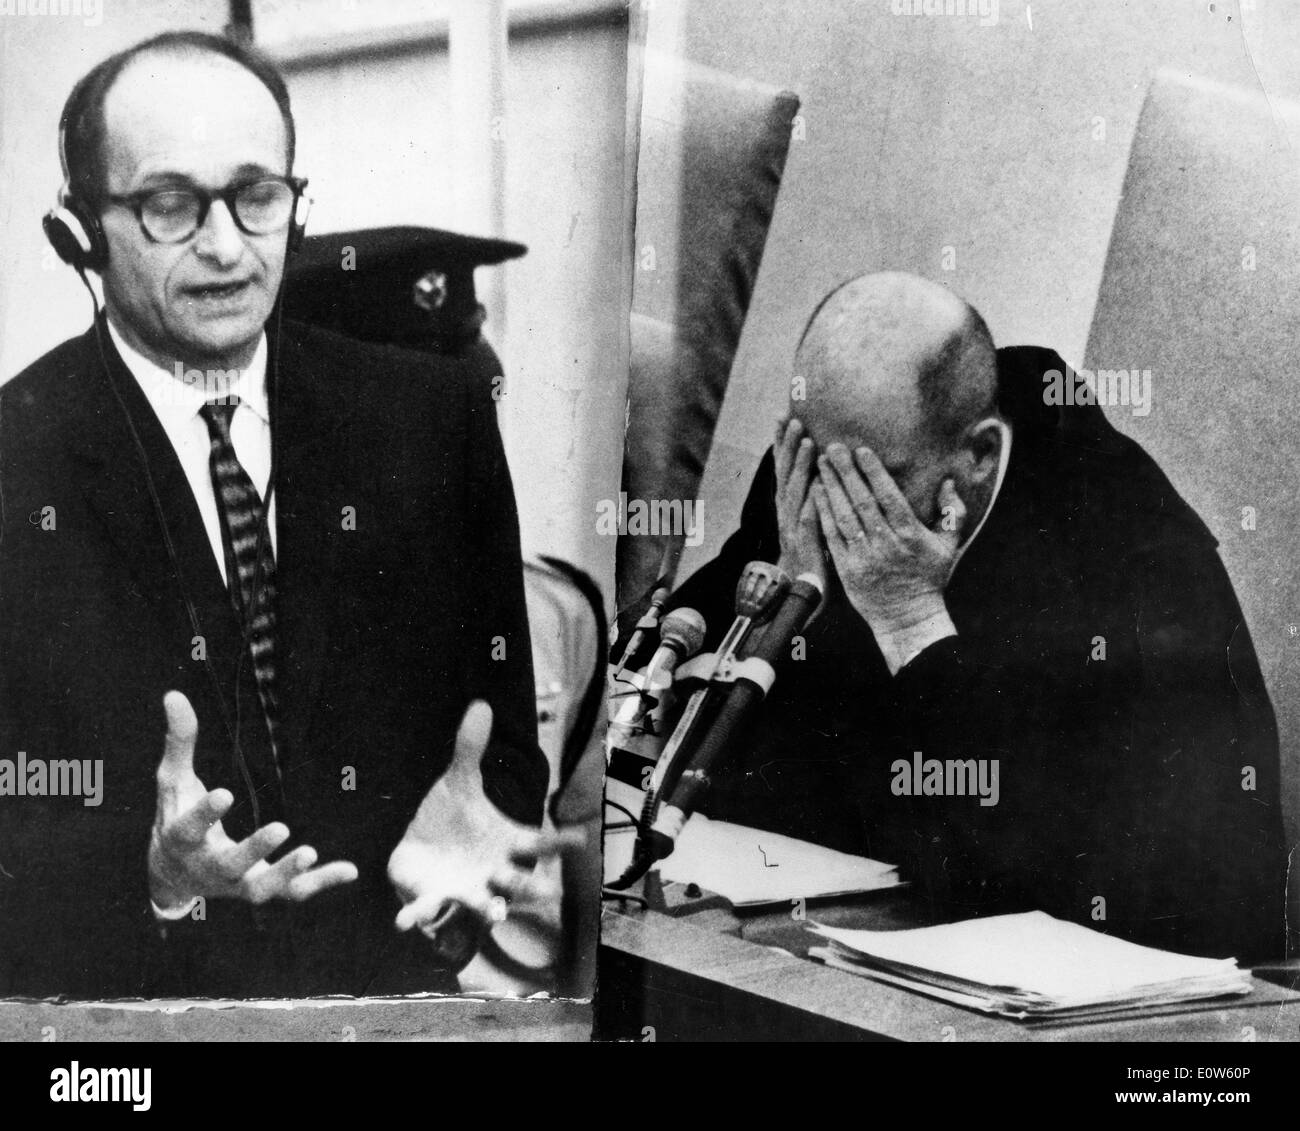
[0,31,571,998]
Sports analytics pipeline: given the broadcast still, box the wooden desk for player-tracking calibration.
[595,884,1300,1042]
[0,997,590,1042]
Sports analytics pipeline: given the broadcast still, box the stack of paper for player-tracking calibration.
[656,815,902,906]
[809,911,1251,1022]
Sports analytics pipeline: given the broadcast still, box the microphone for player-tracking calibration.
[646,570,824,861]
[645,561,789,802]
[613,585,671,677]
[604,561,793,891]
[712,559,791,671]
[639,607,707,705]
[606,607,707,752]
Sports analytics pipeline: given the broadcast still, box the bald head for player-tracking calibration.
[63,31,295,208]
[795,272,998,458]
[792,272,1003,528]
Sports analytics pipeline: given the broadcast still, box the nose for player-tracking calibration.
[192,198,246,268]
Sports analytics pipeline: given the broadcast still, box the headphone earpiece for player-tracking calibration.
[48,106,109,272]
[287,188,311,255]
[43,194,108,272]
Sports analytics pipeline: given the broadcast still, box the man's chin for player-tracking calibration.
[172,313,270,370]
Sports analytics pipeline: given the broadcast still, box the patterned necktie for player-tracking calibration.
[199,397,281,778]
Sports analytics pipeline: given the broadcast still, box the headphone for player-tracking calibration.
[43,112,311,272]
[42,192,108,272]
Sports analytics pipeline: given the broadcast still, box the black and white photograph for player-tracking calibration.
[0,0,1298,1094]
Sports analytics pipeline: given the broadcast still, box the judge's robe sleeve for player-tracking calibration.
[886,534,1287,962]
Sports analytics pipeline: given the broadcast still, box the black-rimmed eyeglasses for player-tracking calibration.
[104,175,308,244]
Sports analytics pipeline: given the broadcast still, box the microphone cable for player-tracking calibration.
[76,265,266,827]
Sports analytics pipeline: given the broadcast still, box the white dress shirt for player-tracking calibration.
[106,318,277,585]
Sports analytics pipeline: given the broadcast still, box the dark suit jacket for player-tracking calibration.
[0,316,548,999]
[668,346,1288,962]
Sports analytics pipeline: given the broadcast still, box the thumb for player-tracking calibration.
[446,699,494,789]
[936,479,967,552]
[395,897,492,972]
[158,690,199,787]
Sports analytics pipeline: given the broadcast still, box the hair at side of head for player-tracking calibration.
[59,29,295,207]
[917,303,999,448]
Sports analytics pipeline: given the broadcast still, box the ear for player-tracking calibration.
[955,415,1007,488]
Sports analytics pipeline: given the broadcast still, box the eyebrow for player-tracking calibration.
[133,163,282,190]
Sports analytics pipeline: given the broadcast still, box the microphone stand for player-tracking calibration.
[605,561,804,891]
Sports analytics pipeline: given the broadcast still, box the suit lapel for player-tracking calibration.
[64,322,235,643]
[270,327,349,765]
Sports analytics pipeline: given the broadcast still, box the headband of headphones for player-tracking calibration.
[43,55,308,273]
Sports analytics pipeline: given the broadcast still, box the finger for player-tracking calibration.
[824,445,892,539]
[156,691,199,802]
[772,416,801,487]
[852,446,917,531]
[796,491,828,570]
[797,489,822,543]
[507,825,587,867]
[799,486,820,525]
[395,891,445,932]
[935,478,968,552]
[395,877,500,932]
[811,482,846,557]
[773,417,789,480]
[789,436,815,505]
[166,788,236,847]
[817,452,873,543]
[824,444,881,524]
[219,820,291,878]
[285,859,359,902]
[445,699,494,788]
[245,844,318,903]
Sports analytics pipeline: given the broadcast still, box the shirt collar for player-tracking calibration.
[105,316,270,428]
[953,421,1012,567]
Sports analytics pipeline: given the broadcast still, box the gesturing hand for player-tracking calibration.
[812,443,967,637]
[772,416,827,590]
[388,700,584,970]
[148,691,358,911]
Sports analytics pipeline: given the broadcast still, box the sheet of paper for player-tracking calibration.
[809,946,1251,1022]
[810,911,1245,1007]
[655,814,902,906]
